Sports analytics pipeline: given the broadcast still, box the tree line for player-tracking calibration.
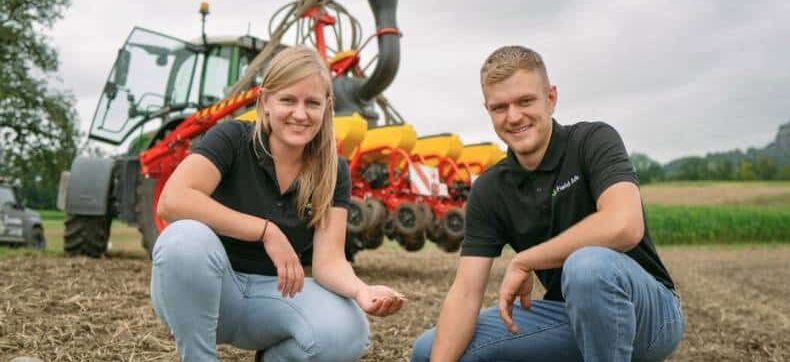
[631,148,790,184]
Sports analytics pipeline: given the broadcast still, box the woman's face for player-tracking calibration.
[262,73,328,152]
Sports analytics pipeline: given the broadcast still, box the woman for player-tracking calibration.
[150,46,405,362]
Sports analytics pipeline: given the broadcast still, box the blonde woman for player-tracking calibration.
[151,46,405,362]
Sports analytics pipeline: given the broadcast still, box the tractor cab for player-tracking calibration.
[89,27,269,146]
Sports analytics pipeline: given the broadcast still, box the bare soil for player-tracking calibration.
[641,182,790,206]
[1,244,789,361]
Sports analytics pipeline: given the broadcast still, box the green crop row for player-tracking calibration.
[36,206,790,246]
[645,205,790,244]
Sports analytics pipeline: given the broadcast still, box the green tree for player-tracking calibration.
[673,157,707,180]
[736,160,757,180]
[0,0,78,208]
[710,158,734,180]
[754,156,778,180]
[630,152,664,184]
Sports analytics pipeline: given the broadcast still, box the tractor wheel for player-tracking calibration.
[347,197,369,234]
[382,213,397,239]
[440,207,465,252]
[64,215,111,257]
[29,226,46,250]
[362,229,385,249]
[426,216,444,243]
[397,232,426,252]
[394,202,423,236]
[438,233,462,253]
[365,198,387,232]
[345,233,364,262]
[416,203,434,232]
[136,177,160,258]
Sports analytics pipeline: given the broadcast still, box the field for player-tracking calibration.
[1,181,789,361]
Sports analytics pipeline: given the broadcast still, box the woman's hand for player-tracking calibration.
[262,222,304,298]
[355,285,406,317]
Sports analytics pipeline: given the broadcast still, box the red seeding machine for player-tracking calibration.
[58,0,505,260]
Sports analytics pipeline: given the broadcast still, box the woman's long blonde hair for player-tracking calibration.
[252,46,337,229]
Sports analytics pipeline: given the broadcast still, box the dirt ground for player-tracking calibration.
[2,244,789,361]
[640,182,790,206]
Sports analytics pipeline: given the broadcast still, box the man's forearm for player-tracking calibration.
[518,207,641,271]
[431,285,484,361]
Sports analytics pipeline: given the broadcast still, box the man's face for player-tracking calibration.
[483,69,557,164]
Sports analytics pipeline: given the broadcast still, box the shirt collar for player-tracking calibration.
[506,119,568,183]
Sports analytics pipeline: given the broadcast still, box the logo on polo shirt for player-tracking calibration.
[552,174,580,197]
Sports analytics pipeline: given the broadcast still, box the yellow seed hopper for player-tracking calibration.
[411,133,463,167]
[356,123,417,163]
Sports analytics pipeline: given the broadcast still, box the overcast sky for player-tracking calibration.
[49,0,790,163]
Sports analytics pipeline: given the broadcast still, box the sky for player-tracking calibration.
[49,0,790,163]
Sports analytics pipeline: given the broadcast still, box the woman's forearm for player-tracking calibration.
[158,186,266,242]
[312,258,366,299]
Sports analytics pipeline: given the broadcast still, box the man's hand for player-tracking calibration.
[355,285,406,317]
[498,258,534,334]
[262,223,304,298]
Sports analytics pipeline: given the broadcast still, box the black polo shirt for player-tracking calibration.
[461,120,675,301]
[192,120,351,276]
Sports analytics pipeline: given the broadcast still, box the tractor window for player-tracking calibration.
[201,46,233,106]
[168,51,199,105]
[88,27,198,145]
[238,49,263,85]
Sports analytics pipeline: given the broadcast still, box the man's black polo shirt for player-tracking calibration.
[191,120,352,276]
[461,120,675,302]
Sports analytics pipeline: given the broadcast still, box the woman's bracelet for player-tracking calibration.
[258,219,270,243]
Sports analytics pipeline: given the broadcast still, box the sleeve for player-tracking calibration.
[459,178,507,257]
[191,121,244,177]
[581,122,639,201]
[331,157,352,209]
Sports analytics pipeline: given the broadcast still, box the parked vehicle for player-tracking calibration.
[0,182,45,249]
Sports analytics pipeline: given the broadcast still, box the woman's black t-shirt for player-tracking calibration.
[191,120,351,275]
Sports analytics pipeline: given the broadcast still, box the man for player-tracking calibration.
[411,46,684,362]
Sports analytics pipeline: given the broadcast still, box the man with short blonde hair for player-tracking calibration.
[411,45,684,362]
[480,45,549,88]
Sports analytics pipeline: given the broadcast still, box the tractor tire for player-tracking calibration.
[382,214,397,239]
[440,208,465,253]
[416,203,434,232]
[397,232,426,252]
[362,229,385,249]
[29,226,46,250]
[426,217,444,244]
[365,198,387,232]
[394,202,423,236]
[347,197,369,234]
[345,233,364,262]
[438,234,462,253]
[64,214,111,257]
[136,177,160,258]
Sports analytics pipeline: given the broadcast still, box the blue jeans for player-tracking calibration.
[412,246,684,362]
[150,220,369,361]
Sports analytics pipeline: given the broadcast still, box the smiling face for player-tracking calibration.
[261,73,329,153]
[483,69,557,169]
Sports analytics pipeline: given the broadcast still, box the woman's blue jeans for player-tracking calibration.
[412,246,684,362]
[150,220,369,361]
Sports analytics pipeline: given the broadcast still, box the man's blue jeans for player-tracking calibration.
[150,220,369,361]
[411,246,684,362]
